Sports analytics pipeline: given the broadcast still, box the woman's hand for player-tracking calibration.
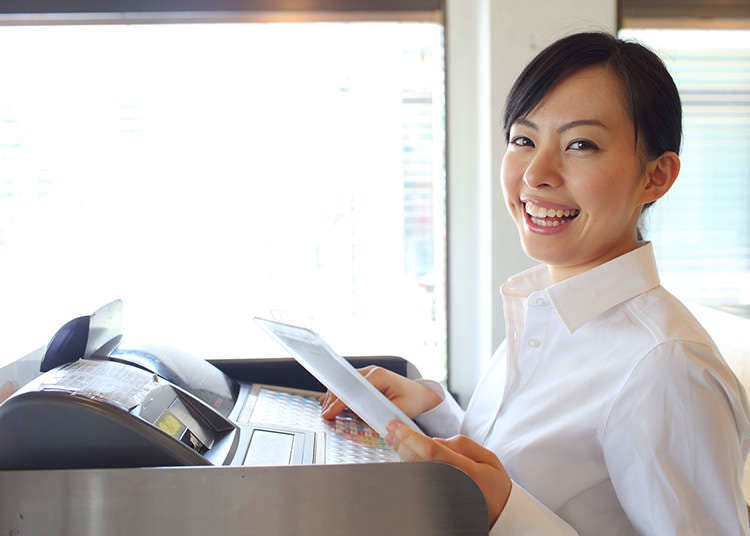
[0,382,18,404]
[319,366,442,420]
[385,420,512,528]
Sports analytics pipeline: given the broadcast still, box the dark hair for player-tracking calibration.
[503,32,682,229]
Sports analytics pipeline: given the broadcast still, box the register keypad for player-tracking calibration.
[240,385,399,464]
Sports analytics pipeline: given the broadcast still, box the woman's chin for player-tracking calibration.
[519,237,576,266]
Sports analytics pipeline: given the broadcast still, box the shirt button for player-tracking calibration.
[534,297,547,306]
[528,338,541,348]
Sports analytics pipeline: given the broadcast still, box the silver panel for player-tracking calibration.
[0,463,486,535]
[244,429,295,465]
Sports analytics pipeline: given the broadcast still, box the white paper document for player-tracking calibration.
[253,316,422,439]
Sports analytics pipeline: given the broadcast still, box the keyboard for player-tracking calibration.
[237,384,400,464]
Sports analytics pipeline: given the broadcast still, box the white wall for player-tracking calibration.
[446,0,617,405]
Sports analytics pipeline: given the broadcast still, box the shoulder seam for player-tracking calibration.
[623,298,662,345]
[624,290,711,347]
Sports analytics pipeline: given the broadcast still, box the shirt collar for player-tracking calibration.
[501,242,661,333]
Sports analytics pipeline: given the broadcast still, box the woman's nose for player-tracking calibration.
[523,150,563,189]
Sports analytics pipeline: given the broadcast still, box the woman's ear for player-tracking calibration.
[640,151,681,205]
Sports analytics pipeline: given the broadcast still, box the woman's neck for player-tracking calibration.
[547,240,645,284]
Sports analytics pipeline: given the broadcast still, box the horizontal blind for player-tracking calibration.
[620,29,750,316]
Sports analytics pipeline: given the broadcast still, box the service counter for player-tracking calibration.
[0,357,487,535]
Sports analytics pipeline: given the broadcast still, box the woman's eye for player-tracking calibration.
[510,136,534,148]
[567,139,599,151]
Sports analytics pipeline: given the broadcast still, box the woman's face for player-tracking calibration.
[501,65,651,282]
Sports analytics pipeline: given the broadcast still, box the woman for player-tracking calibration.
[322,32,750,535]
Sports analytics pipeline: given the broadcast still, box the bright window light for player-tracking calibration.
[618,28,750,363]
[0,22,447,381]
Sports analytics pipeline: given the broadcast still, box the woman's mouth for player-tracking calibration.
[522,200,580,233]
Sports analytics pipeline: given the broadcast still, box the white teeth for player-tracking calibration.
[530,217,563,227]
[524,202,579,219]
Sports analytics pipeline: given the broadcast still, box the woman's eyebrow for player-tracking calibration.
[558,119,607,133]
[515,118,537,129]
[513,118,607,133]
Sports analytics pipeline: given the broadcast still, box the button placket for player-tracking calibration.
[532,292,549,308]
[517,293,549,386]
[526,292,549,349]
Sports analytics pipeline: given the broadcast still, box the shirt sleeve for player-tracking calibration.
[413,379,464,438]
[490,481,579,535]
[600,340,750,535]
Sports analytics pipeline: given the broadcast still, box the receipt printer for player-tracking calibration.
[0,300,254,469]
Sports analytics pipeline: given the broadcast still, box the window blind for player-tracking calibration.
[620,29,750,317]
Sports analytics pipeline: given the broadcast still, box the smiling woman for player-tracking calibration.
[325,32,750,535]
[502,64,680,282]
[501,36,682,283]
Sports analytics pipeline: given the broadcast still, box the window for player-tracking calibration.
[618,28,750,357]
[0,21,447,380]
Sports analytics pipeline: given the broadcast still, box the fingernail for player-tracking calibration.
[384,432,394,445]
[386,421,401,433]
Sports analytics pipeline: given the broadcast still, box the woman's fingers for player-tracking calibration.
[319,366,378,420]
[321,394,348,420]
[436,435,502,468]
[0,382,18,405]
[319,390,340,416]
[386,421,512,527]
[320,365,438,422]
[319,391,335,408]
[361,366,387,390]
[385,421,457,464]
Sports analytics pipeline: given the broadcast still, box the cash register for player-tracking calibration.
[0,301,486,535]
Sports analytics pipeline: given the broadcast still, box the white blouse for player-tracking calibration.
[415,243,750,535]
